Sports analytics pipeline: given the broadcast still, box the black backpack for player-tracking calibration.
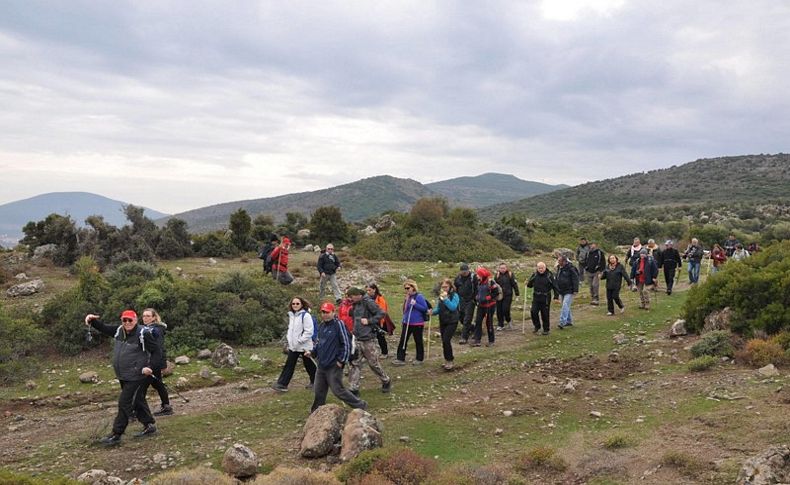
[258,243,275,273]
[423,298,433,322]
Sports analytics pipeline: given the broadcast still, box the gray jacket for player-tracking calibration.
[91,320,157,382]
[352,296,385,341]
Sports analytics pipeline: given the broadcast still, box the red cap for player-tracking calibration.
[121,310,137,320]
[282,237,291,245]
[320,302,335,312]
[476,267,491,279]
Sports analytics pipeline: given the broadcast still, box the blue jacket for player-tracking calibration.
[313,317,352,369]
[432,291,460,325]
[401,293,428,326]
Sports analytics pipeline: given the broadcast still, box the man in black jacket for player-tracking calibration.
[555,256,580,329]
[495,263,520,330]
[85,310,160,446]
[583,242,606,306]
[317,243,342,302]
[657,240,682,295]
[454,263,478,344]
[347,288,392,395]
[527,262,559,335]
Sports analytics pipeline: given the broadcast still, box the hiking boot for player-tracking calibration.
[486,341,494,347]
[620,306,626,314]
[442,360,454,371]
[380,353,389,359]
[458,339,468,345]
[153,404,173,416]
[382,380,392,393]
[411,360,424,366]
[606,312,614,316]
[350,389,360,397]
[590,301,599,306]
[470,340,481,347]
[134,424,157,438]
[99,434,122,446]
[271,383,289,392]
[391,359,407,366]
[542,330,550,336]
[532,327,540,334]
[667,290,672,295]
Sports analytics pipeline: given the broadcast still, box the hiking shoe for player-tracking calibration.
[391,359,407,366]
[134,424,157,438]
[382,380,392,393]
[350,389,360,397]
[590,301,599,306]
[458,339,468,345]
[380,353,389,359]
[153,404,173,416]
[565,323,573,327]
[305,383,314,391]
[558,324,565,330]
[542,330,550,336]
[99,434,122,446]
[667,290,672,295]
[606,312,614,316]
[471,340,481,347]
[496,325,505,331]
[359,400,368,411]
[532,328,540,334]
[411,360,424,366]
[442,361,454,371]
[486,341,494,347]
[620,306,626,314]
[271,383,289,392]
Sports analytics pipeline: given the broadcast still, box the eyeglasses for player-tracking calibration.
[122,318,134,323]
[291,302,301,306]
[326,247,334,251]
[403,286,412,290]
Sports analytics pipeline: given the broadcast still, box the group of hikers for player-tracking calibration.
[86,233,755,445]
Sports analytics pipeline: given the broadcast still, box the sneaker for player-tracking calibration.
[99,434,121,446]
[564,323,573,327]
[380,353,389,359]
[606,312,614,316]
[381,380,391,393]
[411,360,424,366]
[532,328,540,334]
[134,424,157,438]
[470,340,481,347]
[590,301,599,306]
[558,324,565,330]
[458,339,468,345]
[496,326,505,331]
[620,306,626,314]
[350,389,360,397]
[542,330,550,336]
[153,404,173,416]
[271,383,289,392]
[486,341,494,347]
[508,322,513,330]
[391,359,407,366]
[442,361,454,371]
[359,400,368,411]
[667,290,672,295]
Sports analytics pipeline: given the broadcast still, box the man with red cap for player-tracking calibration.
[306,302,368,412]
[270,237,293,285]
[85,309,161,445]
[472,267,500,347]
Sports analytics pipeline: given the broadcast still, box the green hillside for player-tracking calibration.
[426,173,567,208]
[478,154,790,220]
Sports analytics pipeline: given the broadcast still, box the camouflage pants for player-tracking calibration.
[348,339,390,391]
[637,282,651,309]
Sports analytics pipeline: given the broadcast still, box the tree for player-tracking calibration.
[407,198,449,232]
[310,206,350,245]
[20,213,80,265]
[229,209,253,251]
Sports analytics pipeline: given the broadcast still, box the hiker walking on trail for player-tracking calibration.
[272,297,316,393]
[601,255,631,315]
[366,284,395,358]
[85,310,160,446]
[495,263,519,330]
[555,255,579,329]
[454,263,478,345]
[657,240,682,295]
[270,237,293,284]
[258,234,279,274]
[626,237,643,272]
[527,262,559,335]
[711,243,727,274]
[731,243,750,262]
[631,249,659,310]
[347,288,392,395]
[724,234,739,258]
[317,243,342,302]
[141,308,172,417]
[576,237,590,283]
[583,242,606,306]
[682,238,704,284]
[472,267,500,347]
[308,302,367,412]
[432,278,460,370]
[393,279,429,365]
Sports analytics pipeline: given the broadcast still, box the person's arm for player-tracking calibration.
[316,254,324,275]
[297,313,314,346]
[550,275,560,300]
[364,299,384,325]
[511,273,520,296]
[412,294,429,313]
[443,293,460,311]
[572,269,580,294]
[622,267,632,287]
[85,315,118,337]
[337,321,351,365]
[144,328,162,373]
[527,272,536,287]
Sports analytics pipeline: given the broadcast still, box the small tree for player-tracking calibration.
[20,213,80,266]
[228,209,253,251]
[310,206,350,245]
[407,198,449,232]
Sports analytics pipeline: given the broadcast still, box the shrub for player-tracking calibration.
[370,448,437,485]
[659,451,705,477]
[771,331,790,351]
[336,448,393,484]
[602,434,631,449]
[687,355,719,372]
[738,339,786,367]
[149,466,236,485]
[0,306,45,384]
[253,466,341,485]
[0,469,80,484]
[690,331,735,358]
[516,446,568,473]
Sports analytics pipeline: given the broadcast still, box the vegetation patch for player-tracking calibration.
[687,355,719,372]
[602,433,631,450]
[690,331,735,358]
[659,451,707,477]
[515,446,568,473]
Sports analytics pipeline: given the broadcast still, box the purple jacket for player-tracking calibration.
[401,293,428,326]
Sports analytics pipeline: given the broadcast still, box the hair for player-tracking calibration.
[142,308,161,323]
[608,254,620,264]
[440,278,455,292]
[289,296,311,312]
[403,279,419,292]
[366,283,382,298]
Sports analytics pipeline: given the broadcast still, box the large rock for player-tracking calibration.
[374,214,396,231]
[174,355,190,365]
[79,371,99,384]
[736,445,790,485]
[76,469,124,484]
[221,443,258,478]
[32,244,57,261]
[669,319,688,337]
[297,229,311,239]
[6,278,45,297]
[757,364,780,378]
[303,244,315,252]
[300,404,347,458]
[212,343,239,368]
[553,248,575,261]
[703,307,732,333]
[197,349,212,360]
[359,225,377,236]
[340,409,383,462]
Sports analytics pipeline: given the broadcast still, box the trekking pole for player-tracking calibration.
[401,299,414,352]
[521,282,527,335]
[150,375,190,403]
[426,309,432,360]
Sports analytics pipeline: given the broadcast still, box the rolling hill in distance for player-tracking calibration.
[425,173,567,208]
[0,192,169,246]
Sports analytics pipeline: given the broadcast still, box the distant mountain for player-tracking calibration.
[0,192,169,246]
[478,154,790,220]
[162,175,443,233]
[426,173,567,208]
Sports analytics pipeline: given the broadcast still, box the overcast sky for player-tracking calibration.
[0,0,787,214]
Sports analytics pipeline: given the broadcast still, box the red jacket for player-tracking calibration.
[270,246,289,272]
[338,299,354,333]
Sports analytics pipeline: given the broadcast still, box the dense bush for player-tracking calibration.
[737,339,786,367]
[683,241,790,336]
[310,206,351,245]
[690,331,735,358]
[687,355,719,372]
[488,222,528,252]
[515,446,568,473]
[0,304,45,384]
[192,232,239,258]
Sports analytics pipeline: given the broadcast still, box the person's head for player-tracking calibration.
[640,248,648,258]
[403,279,418,295]
[141,308,161,325]
[319,302,335,321]
[347,287,365,303]
[476,267,491,281]
[498,263,508,273]
[736,243,743,250]
[579,237,587,244]
[269,234,279,243]
[590,242,598,250]
[536,262,547,273]
[608,255,619,265]
[120,310,137,332]
[713,243,722,250]
[440,278,455,293]
[665,240,673,248]
[557,255,568,266]
[647,238,655,246]
[633,237,641,245]
[326,243,334,253]
[729,234,736,240]
[365,283,381,298]
[691,238,699,245]
[289,296,310,313]
[281,237,291,248]
[459,263,470,276]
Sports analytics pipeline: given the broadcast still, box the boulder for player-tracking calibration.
[303,244,314,252]
[222,443,258,478]
[613,334,628,345]
[6,279,45,297]
[174,355,190,365]
[703,307,732,333]
[211,375,226,386]
[736,445,790,485]
[79,371,99,384]
[300,404,347,458]
[208,258,217,265]
[339,409,383,462]
[669,319,688,337]
[161,360,176,377]
[197,349,212,360]
[76,469,124,484]
[553,248,575,261]
[32,244,57,261]
[314,245,322,253]
[14,273,27,280]
[199,367,211,379]
[25,380,37,390]
[374,214,396,231]
[359,225,377,236]
[757,364,780,378]
[212,343,239,368]
[297,229,311,239]
[176,377,189,388]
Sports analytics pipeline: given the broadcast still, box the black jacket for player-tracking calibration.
[601,263,631,291]
[657,248,682,270]
[527,271,559,303]
[317,252,341,275]
[584,248,606,273]
[351,296,385,342]
[683,244,704,263]
[495,271,520,297]
[147,322,168,370]
[436,291,460,325]
[454,273,479,302]
[556,263,580,295]
[90,320,159,381]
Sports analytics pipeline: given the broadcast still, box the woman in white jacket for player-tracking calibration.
[271,297,317,392]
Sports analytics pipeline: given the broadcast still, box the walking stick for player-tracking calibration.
[521,288,527,335]
[401,299,415,352]
[426,310,432,360]
[150,375,190,403]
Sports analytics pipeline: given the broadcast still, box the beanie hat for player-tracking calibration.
[460,263,470,271]
[347,287,365,296]
[640,248,648,255]
[121,310,137,320]
[476,267,491,280]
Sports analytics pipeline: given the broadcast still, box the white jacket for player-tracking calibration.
[287,310,314,352]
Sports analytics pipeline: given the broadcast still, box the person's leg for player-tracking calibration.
[413,326,424,361]
[318,275,327,300]
[132,379,155,428]
[326,365,367,409]
[301,352,316,384]
[330,274,342,301]
[606,288,614,313]
[665,267,675,294]
[502,293,513,326]
[441,322,457,361]
[460,299,474,342]
[560,293,574,326]
[276,350,300,388]
[591,272,600,304]
[112,380,136,436]
[360,340,390,384]
[540,302,551,332]
[151,368,169,407]
[485,307,495,343]
[613,289,624,310]
[396,324,409,362]
[530,300,541,331]
[376,330,389,356]
[310,368,329,412]
[496,299,505,328]
[347,354,362,392]
[473,306,484,344]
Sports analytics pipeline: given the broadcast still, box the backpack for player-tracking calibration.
[423,298,433,322]
[491,281,503,301]
[259,243,275,273]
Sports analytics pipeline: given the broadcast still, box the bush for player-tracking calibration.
[737,339,786,367]
[370,448,437,485]
[687,355,719,372]
[253,466,341,485]
[602,434,631,449]
[432,464,521,485]
[0,306,45,384]
[336,448,393,484]
[149,466,236,485]
[659,451,705,477]
[771,331,790,351]
[690,331,735,358]
[516,446,568,473]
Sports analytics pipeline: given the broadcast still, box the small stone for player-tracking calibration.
[249,354,261,362]
[399,436,411,443]
[176,377,189,388]
[79,371,99,384]
[25,380,37,390]
[494,428,504,436]
[208,258,217,265]
[502,410,514,417]
[613,334,628,345]
[197,349,212,360]
[590,411,603,418]
[199,367,211,379]
[608,351,620,363]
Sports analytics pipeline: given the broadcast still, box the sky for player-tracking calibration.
[0,0,788,214]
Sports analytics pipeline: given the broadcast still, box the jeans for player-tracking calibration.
[319,273,342,301]
[559,293,574,327]
[688,261,701,283]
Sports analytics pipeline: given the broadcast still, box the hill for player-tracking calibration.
[425,172,567,208]
[0,192,168,246]
[478,154,790,220]
[162,175,442,233]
